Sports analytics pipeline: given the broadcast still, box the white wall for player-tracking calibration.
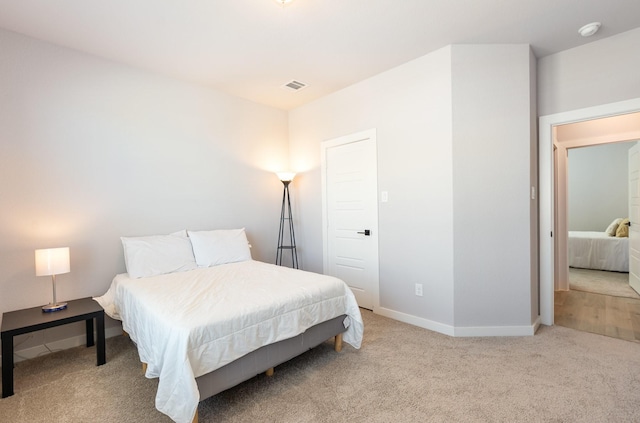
[290,44,537,334]
[538,27,640,117]
[568,143,633,231]
[451,45,537,329]
[529,49,539,324]
[290,47,456,328]
[537,28,640,323]
[0,29,289,350]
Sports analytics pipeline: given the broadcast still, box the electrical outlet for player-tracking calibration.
[415,283,423,297]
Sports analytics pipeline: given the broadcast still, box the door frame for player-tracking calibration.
[539,98,640,325]
[321,128,380,311]
[629,142,640,295]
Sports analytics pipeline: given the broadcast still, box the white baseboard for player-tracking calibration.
[452,316,541,337]
[2,325,123,364]
[374,307,541,337]
[2,311,541,365]
[375,307,456,336]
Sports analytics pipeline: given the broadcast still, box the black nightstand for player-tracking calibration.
[1,297,106,398]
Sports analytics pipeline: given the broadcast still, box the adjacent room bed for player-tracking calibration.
[568,220,629,273]
[95,228,363,423]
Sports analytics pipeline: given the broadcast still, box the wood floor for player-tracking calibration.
[555,289,640,343]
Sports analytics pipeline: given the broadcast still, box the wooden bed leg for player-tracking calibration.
[142,362,147,374]
[334,333,343,352]
[265,367,274,377]
[192,409,198,423]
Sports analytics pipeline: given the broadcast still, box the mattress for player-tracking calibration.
[568,231,629,272]
[95,260,363,423]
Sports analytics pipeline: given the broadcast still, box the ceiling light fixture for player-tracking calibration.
[274,0,294,5]
[578,22,601,37]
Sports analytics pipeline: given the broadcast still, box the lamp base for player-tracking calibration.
[42,302,67,312]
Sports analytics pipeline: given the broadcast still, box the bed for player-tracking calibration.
[568,231,629,272]
[95,229,363,423]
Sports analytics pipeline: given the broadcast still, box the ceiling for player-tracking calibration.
[1,0,639,111]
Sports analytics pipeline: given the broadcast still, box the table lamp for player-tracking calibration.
[35,247,70,312]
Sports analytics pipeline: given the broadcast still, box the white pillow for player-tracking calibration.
[605,218,624,236]
[121,231,197,278]
[188,228,252,267]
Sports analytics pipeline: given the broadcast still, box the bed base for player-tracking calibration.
[133,315,348,423]
[195,314,347,400]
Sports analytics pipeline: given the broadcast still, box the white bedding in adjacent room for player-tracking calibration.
[95,260,363,423]
[568,231,629,272]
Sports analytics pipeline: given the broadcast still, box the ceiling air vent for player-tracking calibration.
[281,80,308,91]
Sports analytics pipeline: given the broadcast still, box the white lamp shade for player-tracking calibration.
[35,247,70,276]
[276,171,296,182]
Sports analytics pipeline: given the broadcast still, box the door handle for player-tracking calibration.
[357,230,371,236]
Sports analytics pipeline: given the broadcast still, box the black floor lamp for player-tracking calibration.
[276,171,299,269]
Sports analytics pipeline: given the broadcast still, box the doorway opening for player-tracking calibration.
[554,113,640,290]
[539,99,640,327]
[555,137,640,342]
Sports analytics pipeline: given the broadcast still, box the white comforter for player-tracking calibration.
[568,231,629,272]
[94,260,363,423]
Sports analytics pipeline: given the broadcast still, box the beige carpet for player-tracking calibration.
[569,267,640,299]
[2,310,640,422]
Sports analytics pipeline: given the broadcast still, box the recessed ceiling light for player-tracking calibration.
[578,22,601,37]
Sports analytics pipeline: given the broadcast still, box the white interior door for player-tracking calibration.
[322,129,379,310]
[629,142,640,294]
